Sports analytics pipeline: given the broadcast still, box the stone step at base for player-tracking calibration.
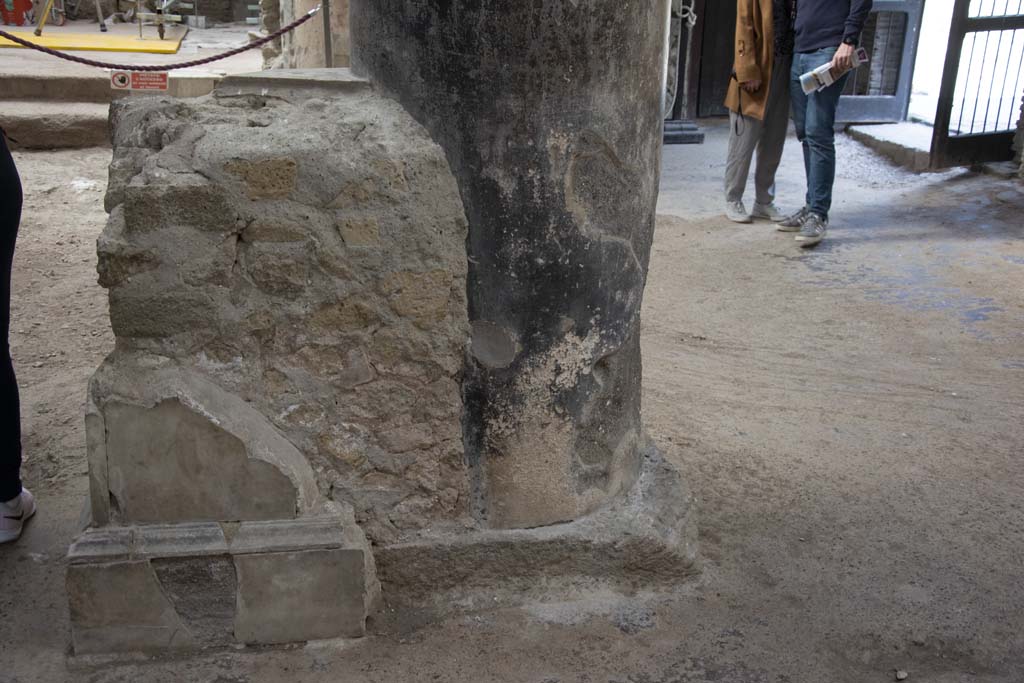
[377,444,700,607]
[0,71,114,103]
[1,100,110,149]
[0,70,223,104]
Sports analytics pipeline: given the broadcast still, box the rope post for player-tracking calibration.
[33,0,56,37]
[321,0,333,68]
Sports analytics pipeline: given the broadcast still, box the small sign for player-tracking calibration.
[110,71,170,92]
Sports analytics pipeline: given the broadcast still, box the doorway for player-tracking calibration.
[694,0,925,123]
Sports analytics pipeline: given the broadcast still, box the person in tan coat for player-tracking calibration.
[723,0,794,223]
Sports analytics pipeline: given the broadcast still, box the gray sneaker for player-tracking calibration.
[794,213,827,247]
[725,200,752,224]
[776,206,809,232]
[751,202,785,222]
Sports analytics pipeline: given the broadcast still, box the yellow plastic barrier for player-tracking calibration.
[0,28,185,54]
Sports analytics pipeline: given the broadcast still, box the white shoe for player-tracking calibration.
[751,202,785,222]
[0,488,37,544]
[725,200,752,224]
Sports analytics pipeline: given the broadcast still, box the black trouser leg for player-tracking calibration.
[0,133,23,503]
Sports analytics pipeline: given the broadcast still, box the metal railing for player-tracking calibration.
[949,0,1024,135]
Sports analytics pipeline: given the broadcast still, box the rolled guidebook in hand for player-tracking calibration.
[800,47,869,94]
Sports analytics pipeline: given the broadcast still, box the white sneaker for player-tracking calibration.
[751,202,785,222]
[0,488,37,544]
[725,200,752,224]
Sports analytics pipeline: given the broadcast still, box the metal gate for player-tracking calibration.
[930,0,1024,168]
[696,0,924,123]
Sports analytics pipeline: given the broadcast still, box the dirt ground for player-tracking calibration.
[1,121,1023,682]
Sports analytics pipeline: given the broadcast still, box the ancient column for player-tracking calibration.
[350,1,670,528]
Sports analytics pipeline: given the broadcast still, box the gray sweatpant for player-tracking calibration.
[724,53,793,206]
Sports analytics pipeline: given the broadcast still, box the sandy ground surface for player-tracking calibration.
[1,120,1023,682]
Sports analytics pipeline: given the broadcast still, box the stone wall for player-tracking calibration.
[75,0,242,23]
[263,0,349,69]
[94,81,470,545]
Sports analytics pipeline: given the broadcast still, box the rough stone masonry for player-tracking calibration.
[95,78,472,544]
[67,73,475,653]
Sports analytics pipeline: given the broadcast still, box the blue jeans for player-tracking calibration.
[790,47,849,220]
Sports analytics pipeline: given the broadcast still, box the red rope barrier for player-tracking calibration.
[0,5,319,72]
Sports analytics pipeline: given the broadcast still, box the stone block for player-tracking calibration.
[151,556,237,645]
[235,549,367,643]
[67,560,194,654]
[244,243,311,296]
[224,158,298,200]
[104,399,298,524]
[95,233,160,288]
[122,183,236,234]
[87,361,322,526]
[337,216,381,246]
[67,514,379,654]
[107,288,216,340]
[381,270,453,327]
[290,345,376,388]
[309,298,381,333]
[242,218,309,243]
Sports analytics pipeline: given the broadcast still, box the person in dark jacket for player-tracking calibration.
[777,0,872,247]
[0,128,35,544]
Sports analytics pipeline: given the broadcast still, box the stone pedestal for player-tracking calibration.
[68,70,473,654]
[70,359,382,654]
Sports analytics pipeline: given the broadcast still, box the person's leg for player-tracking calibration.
[724,110,763,204]
[0,133,23,505]
[754,53,794,207]
[802,48,849,221]
[789,52,811,209]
